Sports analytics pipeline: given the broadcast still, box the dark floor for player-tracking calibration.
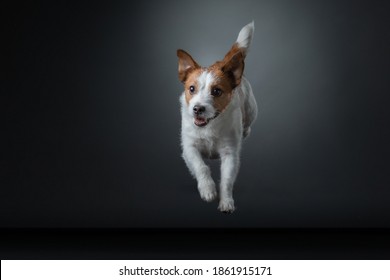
[1,228,390,260]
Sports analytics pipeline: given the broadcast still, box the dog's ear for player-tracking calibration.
[221,51,244,88]
[177,49,200,83]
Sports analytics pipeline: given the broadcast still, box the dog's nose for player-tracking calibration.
[193,105,205,115]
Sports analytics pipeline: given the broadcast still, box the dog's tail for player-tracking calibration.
[235,21,254,57]
[223,21,254,61]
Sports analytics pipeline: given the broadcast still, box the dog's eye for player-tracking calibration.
[211,88,222,97]
[189,86,195,94]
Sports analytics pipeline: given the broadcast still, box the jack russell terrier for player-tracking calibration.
[177,22,258,213]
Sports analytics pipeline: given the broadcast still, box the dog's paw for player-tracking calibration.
[218,199,235,213]
[198,180,217,202]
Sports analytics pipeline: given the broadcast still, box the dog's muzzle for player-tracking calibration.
[194,112,220,127]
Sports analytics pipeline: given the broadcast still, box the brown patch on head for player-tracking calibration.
[183,68,203,105]
[206,67,235,113]
[206,44,245,113]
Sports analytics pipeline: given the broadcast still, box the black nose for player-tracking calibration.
[193,105,205,115]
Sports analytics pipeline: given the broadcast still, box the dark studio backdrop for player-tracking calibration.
[2,0,390,230]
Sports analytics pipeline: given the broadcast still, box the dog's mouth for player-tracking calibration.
[194,113,219,127]
[194,117,208,127]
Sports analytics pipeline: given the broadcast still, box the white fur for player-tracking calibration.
[186,71,218,121]
[180,22,257,213]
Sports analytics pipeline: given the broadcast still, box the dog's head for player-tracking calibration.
[177,22,254,127]
[177,48,244,127]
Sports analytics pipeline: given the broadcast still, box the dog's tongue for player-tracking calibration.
[194,117,207,127]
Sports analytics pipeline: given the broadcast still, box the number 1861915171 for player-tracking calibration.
[212,266,272,276]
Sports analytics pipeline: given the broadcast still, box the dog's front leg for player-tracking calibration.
[182,146,217,202]
[218,151,240,213]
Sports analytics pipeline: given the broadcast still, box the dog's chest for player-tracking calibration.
[194,137,220,159]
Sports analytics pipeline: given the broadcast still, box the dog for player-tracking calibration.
[177,22,258,213]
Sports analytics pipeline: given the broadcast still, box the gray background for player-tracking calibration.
[2,0,390,228]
